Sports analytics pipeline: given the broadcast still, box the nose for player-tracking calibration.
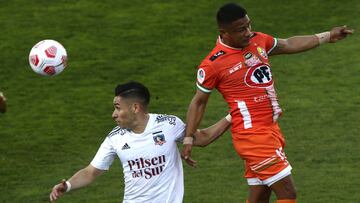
[112,110,117,120]
[244,27,251,37]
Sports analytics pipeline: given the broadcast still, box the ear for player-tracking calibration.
[132,102,141,114]
[219,27,226,35]
[219,27,230,40]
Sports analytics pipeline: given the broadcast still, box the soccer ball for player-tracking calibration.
[29,39,67,76]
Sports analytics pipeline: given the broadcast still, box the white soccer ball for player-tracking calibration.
[29,39,68,76]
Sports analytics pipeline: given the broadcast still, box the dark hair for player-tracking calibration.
[217,3,247,26]
[115,81,150,107]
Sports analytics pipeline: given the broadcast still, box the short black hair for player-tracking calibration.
[115,81,150,107]
[217,3,247,26]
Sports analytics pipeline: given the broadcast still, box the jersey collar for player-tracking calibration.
[217,33,255,51]
[217,36,243,50]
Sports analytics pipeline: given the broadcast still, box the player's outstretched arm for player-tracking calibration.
[0,92,7,113]
[270,25,354,55]
[50,164,105,202]
[193,115,231,147]
[182,90,210,167]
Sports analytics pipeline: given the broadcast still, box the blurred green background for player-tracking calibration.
[0,0,359,202]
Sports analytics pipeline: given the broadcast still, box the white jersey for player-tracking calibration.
[90,113,185,203]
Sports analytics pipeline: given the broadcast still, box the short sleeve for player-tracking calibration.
[261,32,277,55]
[90,137,116,170]
[172,116,186,142]
[196,64,218,94]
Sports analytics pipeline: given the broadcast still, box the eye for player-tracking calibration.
[234,26,247,33]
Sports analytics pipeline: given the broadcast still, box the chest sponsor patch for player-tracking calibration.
[245,63,273,88]
[128,155,166,179]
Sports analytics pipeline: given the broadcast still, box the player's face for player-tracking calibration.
[112,96,136,129]
[221,15,252,48]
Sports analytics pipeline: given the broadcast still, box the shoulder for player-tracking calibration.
[152,114,185,140]
[252,32,273,39]
[107,126,130,138]
[208,49,227,63]
[251,32,277,53]
[200,39,227,65]
[198,48,225,76]
[153,114,183,125]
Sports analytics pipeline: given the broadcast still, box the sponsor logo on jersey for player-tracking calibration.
[244,52,253,60]
[197,68,205,84]
[229,62,242,74]
[128,155,166,179]
[209,50,226,61]
[122,143,131,150]
[153,131,166,146]
[155,115,176,125]
[257,47,268,59]
[254,94,269,103]
[244,54,262,67]
[244,63,273,88]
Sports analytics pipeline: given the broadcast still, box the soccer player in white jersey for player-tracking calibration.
[50,81,231,203]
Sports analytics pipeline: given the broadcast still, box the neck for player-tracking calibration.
[131,113,149,134]
[220,36,230,46]
[220,37,242,49]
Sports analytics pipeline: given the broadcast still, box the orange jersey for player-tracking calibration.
[196,32,282,133]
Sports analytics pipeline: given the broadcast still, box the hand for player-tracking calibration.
[0,92,6,113]
[49,180,68,202]
[330,25,354,43]
[181,144,197,167]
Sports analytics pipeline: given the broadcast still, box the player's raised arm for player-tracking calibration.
[182,90,210,167]
[50,165,105,202]
[193,114,231,147]
[270,25,354,55]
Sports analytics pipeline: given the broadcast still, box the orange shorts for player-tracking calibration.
[232,123,291,183]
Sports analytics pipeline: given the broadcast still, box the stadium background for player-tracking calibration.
[0,0,359,202]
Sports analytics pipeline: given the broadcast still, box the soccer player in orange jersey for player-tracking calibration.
[181,3,354,203]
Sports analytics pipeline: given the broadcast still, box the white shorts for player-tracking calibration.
[247,165,292,186]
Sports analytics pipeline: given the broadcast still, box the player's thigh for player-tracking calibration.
[269,175,296,199]
[248,185,271,203]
